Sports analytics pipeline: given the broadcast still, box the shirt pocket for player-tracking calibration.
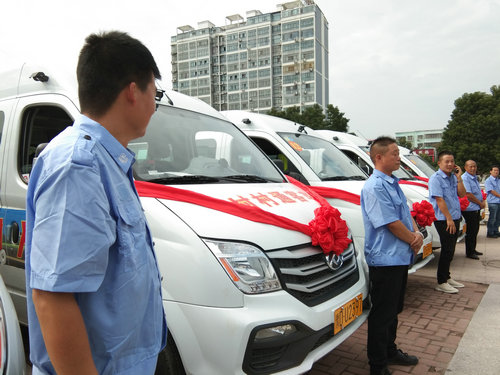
[389,188,403,206]
[115,184,148,272]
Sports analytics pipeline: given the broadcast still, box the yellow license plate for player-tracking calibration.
[423,243,432,259]
[334,294,363,335]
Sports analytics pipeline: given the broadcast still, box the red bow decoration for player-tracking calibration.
[410,200,436,227]
[459,196,470,211]
[308,205,352,256]
[287,177,352,255]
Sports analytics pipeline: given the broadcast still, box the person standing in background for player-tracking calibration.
[485,165,500,238]
[461,160,485,259]
[428,151,466,294]
[361,136,422,375]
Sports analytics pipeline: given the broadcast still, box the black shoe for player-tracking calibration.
[466,254,479,260]
[387,349,418,366]
[370,366,392,375]
[487,234,499,238]
[474,251,483,256]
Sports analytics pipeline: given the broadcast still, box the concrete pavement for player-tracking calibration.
[309,224,500,375]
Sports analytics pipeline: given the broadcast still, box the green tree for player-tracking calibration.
[321,104,350,132]
[396,136,413,150]
[440,85,500,173]
[300,104,325,129]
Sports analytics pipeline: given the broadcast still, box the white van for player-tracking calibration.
[221,111,433,273]
[0,65,369,375]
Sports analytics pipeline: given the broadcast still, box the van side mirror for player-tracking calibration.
[31,142,48,169]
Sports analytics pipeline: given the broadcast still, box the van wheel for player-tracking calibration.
[155,334,186,375]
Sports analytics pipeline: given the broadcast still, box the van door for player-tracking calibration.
[0,95,75,325]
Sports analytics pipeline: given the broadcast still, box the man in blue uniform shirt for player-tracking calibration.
[361,136,423,375]
[26,31,167,374]
[461,160,485,259]
[485,165,500,238]
[428,151,466,294]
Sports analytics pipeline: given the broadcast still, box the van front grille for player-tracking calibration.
[267,240,359,307]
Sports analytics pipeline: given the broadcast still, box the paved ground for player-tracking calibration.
[307,224,500,375]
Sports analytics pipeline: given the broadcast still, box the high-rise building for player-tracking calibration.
[170,0,329,113]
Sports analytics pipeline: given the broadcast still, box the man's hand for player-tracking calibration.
[410,232,423,254]
[446,218,456,234]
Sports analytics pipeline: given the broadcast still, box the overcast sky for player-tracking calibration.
[1,0,499,138]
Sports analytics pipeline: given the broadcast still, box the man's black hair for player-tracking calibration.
[77,31,161,117]
[437,150,454,161]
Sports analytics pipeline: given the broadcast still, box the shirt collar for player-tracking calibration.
[463,171,475,180]
[373,169,399,184]
[74,114,135,174]
[437,168,452,179]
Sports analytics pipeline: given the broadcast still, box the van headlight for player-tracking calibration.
[204,240,282,294]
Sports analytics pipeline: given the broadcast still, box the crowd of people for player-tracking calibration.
[361,139,498,375]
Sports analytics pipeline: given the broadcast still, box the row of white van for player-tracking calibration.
[0,64,436,374]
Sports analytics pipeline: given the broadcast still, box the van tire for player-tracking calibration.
[155,334,186,375]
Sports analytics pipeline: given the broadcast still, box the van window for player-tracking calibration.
[342,150,373,175]
[131,106,284,184]
[19,106,73,182]
[250,136,308,183]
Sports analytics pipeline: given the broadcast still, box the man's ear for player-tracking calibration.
[124,82,138,105]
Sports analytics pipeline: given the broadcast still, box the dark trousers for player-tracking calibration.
[461,210,480,255]
[434,219,461,284]
[367,265,408,371]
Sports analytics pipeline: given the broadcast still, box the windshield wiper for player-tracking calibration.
[321,175,366,182]
[219,175,276,183]
[143,175,221,184]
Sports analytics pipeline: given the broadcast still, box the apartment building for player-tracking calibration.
[170,0,329,113]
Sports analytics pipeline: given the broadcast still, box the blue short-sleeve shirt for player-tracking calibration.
[428,169,461,220]
[26,114,166,375]
[361,169,414,266]
[462,172,483,211]
[485,175,500,204]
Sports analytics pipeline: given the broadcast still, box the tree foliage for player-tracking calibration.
[266,104,350,132]
[396,136,413,150]
[440,85,500,173]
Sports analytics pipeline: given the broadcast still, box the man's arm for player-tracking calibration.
[387,220,423,255]
[466,192,485,209]
[456,176,466,198]
[435,196,456,234]
[489,189,500,198]
[32,289,98,375]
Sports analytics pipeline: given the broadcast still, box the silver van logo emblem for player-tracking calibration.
[325,252,344,271]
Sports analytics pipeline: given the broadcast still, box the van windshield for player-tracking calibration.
[278,132,367,181]
[405,154,436,178]
[131,106,284,184]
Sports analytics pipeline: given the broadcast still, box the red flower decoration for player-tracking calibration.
[482,190,487,201]
[308,205,352,255]
[410,200,436,227]
[459,196,470,211]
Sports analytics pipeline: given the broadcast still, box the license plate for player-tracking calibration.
[334,294,363,335]
[423,243,432,259]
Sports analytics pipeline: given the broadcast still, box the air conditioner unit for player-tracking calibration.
[294,91,299,96]
[294,38,299,42]
[304,90,307,94]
